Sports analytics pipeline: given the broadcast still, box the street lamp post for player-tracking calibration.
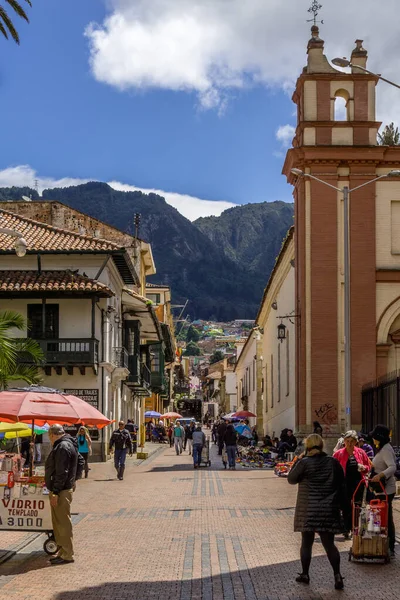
[291,168,400,430]
[0,227,27,257]
[331,58,400,91]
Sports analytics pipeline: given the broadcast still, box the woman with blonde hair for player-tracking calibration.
[76,425,92,478]
[288,434,345,590]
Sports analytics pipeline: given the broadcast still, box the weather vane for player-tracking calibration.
[307,0,324,26]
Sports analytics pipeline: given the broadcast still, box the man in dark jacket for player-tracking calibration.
[45,424,78,565]
[109,421,132,480]
[217,420,227,455]
[223,422,238,469]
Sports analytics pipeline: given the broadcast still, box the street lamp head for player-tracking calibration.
[291,168,304,177]
[332,57,351,68]
[14,237,27,258]
[387,170,400,177]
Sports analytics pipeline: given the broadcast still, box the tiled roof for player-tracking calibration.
[0,208,121,253]
[0,271,114,296]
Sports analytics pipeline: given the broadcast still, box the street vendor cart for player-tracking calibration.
[348,477,390,564]
[0,385,111,555]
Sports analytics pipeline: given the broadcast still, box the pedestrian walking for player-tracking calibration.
[172,420,184,455]
[34,433,43,463]
[167,424,173,447]
[223,421,238,469]
[109,421,133,480]
[333,430,370,538]
[288,434,345,590]
[192,424,206,469]
[369,425,397,557]
[217,419,227,455]
[211,421,218,444]
[76,426,92,478]
[45,424,78,565]
[185,421,195,455]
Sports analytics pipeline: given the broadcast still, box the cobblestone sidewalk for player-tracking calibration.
[0,440,398,600]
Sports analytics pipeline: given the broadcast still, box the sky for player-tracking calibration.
[0,0,399,221]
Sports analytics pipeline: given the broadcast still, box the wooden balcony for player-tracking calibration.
[126,355,151,394]
[24,338,99,366]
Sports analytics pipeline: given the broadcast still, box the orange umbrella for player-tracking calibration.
[0,386,111,428]
[232,410,257,418]
[161,412,183,419]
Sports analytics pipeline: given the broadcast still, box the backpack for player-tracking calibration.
[65,434,86,481]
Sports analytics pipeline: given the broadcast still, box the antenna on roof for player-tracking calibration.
[134,213,141,239]
[22,195,32,202]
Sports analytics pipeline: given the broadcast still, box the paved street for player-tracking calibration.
[0,440,399,600]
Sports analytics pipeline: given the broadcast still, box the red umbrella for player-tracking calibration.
[160,412,183,419]
[0,387,111,428]
[232,410,257,418]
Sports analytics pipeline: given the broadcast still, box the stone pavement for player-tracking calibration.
[0,439,399,600]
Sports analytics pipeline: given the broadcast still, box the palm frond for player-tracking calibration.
[5,0,30,22]
[0,19,8,38]
[14,337,44,364]
[0,364,43,389]
[0,310,26,331]
[0,6,20,43]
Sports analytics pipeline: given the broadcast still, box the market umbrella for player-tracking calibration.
[234,423,253,438]
[161,412,182,419]
[0,386,112,428]
[4,424,49,439]
[232,410,257,418]
[144,411,162,418]
[222,413,240,421]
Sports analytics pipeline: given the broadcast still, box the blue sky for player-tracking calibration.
[0,0,398,220]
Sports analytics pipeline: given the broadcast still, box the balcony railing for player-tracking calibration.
[151,371,166,391]
[127,356,151,390]
[113,347,129,369]
[22,338,99,366]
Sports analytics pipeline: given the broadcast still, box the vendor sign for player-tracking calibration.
[0,483,52,530]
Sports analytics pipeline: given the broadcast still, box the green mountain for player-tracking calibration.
[194,201,294,279]
[0,184,293,320]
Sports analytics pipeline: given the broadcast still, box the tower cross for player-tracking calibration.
[307,1,324,26]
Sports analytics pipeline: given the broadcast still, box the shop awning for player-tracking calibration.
[122,287,162,342]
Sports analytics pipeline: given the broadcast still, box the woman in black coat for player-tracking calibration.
[288,434,345,590]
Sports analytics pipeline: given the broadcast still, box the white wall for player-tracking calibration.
[234,335,257,422]
[260,258,295,437]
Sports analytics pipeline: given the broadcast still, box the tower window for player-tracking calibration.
[333,89,350,121]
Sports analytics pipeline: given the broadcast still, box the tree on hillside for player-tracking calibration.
[0,0,31,45]
[0,310,44,389]
[209,350,224,365]
[378,122,400,146]
[184,342,202,357]
[186,325,200,343]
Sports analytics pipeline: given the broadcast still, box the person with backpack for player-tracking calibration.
[45,424,79,565]
[109,421,133,480]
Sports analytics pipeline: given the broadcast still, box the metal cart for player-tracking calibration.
[200,439,211,467]
[348,478,390,564]
[0,477,57,555]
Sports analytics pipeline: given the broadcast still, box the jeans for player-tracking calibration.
[174,437,183,454]
[226,445,236,468]
[193,444,203,466]
[80,452,89,477]
[35,443,42,463]
[114,448,128,470]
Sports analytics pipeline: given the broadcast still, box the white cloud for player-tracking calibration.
[0,165,235,221]
[84,0,400,124]
[276,124,296,148]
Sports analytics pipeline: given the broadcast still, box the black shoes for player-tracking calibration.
[295,573,310,584]
[334,574,344,590]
